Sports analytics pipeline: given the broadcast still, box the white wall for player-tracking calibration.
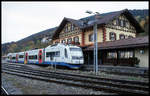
[135,47,149,68]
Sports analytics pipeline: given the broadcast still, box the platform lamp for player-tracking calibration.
[85,10,100,75]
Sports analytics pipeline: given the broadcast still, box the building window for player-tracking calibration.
[123,20,127,27]
[89,33,94,42]
[73,36,79,43]
[116,19,120,26]
[119,51,133,58]
[116,19,127,27]
[107,52,117,59]
[67,38,72,44]
[120,20,124,27]
[109,32,116,41]
[119,34,125,40]
[61,39,66,43]
[65,26,68,32]
[71,24,74,31]
[55,41,59,44]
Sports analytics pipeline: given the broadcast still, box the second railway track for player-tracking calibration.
[2,63,149,95]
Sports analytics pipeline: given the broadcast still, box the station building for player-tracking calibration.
[51,9,149,68]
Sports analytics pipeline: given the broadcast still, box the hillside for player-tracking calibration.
[2,9,149,56]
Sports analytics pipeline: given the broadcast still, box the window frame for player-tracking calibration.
[61,39,66,43]
[109,32,116,41]
[19,55,24,58]
[89,33,94,42]
[119,34,125,40]
[73,36,79,43]
[107,52,117,59]
[67,38,72,44]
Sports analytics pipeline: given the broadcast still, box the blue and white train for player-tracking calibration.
[6,43,84,69]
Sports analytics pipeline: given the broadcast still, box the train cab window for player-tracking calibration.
[46,52,50,57]
[70,48,82,51]
[55,51,60,57]
[46,52,56,57]
[65,48,68,58]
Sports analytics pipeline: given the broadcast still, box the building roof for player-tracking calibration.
[52,9,144,39]
[84,36,149,51]
[81,9,144,33]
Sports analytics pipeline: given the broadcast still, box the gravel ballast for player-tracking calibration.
[1,73,115,95]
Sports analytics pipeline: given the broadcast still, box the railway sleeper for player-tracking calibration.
[2,69,149,95]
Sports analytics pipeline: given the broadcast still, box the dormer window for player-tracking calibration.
[120,20,124,27]
[116,19,120,26]
[65,26,68,32]
[116,19,127,27]
[109,32,116,41]
[123,20,127,27]
[71,24,74,31]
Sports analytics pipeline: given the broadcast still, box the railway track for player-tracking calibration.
[1,86,9,95]
[2,63,149,95]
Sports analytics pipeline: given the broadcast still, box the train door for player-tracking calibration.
[24,53,28,64]
[38,50,42,64]
[16,54,18,63]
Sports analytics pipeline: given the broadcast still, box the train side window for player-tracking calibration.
[65,48,68,58]
[55,51,60,57]
[46,52,51,57]
[19,55,24,58]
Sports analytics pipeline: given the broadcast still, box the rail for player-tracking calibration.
[1,86,9,95]
[2,63,149,95]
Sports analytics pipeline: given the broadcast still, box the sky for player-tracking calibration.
[2,1,149,44]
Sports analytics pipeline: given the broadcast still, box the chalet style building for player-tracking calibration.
[51,9,148,68]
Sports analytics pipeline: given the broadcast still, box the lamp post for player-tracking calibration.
[86,10,99,75]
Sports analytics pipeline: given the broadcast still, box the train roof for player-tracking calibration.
[25,48,43,52]
[46,43,81,49]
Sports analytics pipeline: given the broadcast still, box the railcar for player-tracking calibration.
[11,53,18,63]
[6,43,84,69]
[18,52,25,63]
[44,43,84,69]
[6,53,12,62]
[6,52,18,63]
[24,49,44,64]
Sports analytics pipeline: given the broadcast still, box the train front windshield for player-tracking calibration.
[70,48,82,51]
[70,48,83,60]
